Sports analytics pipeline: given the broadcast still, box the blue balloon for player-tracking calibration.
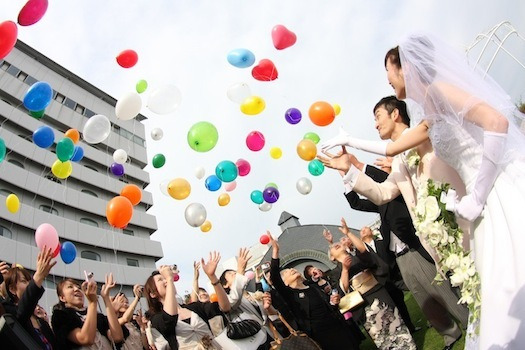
[33,126,55,148]
[205,175,222,191]
[227,48,255,68]
[71,146,84,162]
[23,81,53,112]
[60,241,77,264]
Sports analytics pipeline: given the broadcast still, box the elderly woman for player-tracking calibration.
[144,252,230,350]
[266,232,361,350]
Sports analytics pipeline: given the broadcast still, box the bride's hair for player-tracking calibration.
[385,37,437,84]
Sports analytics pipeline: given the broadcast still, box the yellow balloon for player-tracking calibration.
[296,139,317,161]
[270,147,282,159]
[240,96,265,115]
[5,193,20,213]
[200,220,212,232]
[52,160,73,179]
[167,178,191,200]
[333,103,341,116]
[218,193,230,206]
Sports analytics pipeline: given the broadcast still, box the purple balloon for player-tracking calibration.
[285,108,302,125]
[110,162,124,176]
[263,186,280,203]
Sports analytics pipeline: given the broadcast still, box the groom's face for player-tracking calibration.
[374,106,395,140]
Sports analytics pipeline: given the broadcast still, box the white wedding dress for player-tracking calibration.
[428,119,525,350]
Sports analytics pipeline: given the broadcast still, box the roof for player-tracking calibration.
[277,211,299,225]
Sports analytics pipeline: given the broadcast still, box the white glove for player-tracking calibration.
[321,127,389,156]
[455,131,506,222]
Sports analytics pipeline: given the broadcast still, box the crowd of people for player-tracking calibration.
[1,32,524,350]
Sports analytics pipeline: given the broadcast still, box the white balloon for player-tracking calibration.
[82,114,111,144]
[151,127,164,141]
[227,82,251,104]
[159,179,170,196]
[113,149,128,164]
[296,177,312,195]
[185,203,207,227]
[116,92,142,120]
[194,166,205,180]
[259,202,272,212]
[147,85,182,114]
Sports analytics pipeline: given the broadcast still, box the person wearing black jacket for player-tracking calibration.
[2,248,57,349]
[266,231,361,350]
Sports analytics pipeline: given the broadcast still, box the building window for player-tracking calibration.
[0,61,10,70]
[44,175,62,184]
[0,189,12,196]
[84,165,99,172]
[81,251,101,261]
[6,65,20,77]
[126,258,139,267]
[0,225,12,239]
[80,218,98,227]
[25,75,37,86]
[54,92,65,103]
[64,97,76,109]
[39,205,59,216]
[8,159,24,168]
[85,109,95,118]
[122,228,134,236]
[17,71,28,82]
[75,104,85,115]
[118,177,129,184]
[81,189,98,198]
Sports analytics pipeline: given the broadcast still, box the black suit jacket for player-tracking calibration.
[345,165,433,264]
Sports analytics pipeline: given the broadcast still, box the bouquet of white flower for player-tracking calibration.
[413,179,481,330]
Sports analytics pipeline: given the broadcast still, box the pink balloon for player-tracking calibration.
[35,223,59,251]
[236,159,251,176]
[18,0,49,26]
[246,131,265,152]
[245,271,255,280]
[225,181,237,192]
[272,25,297,50]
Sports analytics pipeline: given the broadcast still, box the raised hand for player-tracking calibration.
[323,229,333,244]
[33,246,57,287]
[342,255,352,270]
[374,156,393,172]
[159,265,174,280]
[101,273,116,300]
[82,280,98,303]
[201,251,221,277]
[193,261,200,279]
[133,284,143,298]
[268,231,280,258]
[262,292,272,310]
[237,248,251,274]
[320,127,352,152]
[0,261,9,277]
[317,147,353,173]
[112,293,127,311]
[338,217,350,236]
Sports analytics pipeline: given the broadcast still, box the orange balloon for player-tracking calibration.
[64,129,80,144]
[210,293,219,302]
[168,178,191,200]
[296,139,317,161]
[120,184,142,205]
[106,196,133,228]
[308,101,335,126]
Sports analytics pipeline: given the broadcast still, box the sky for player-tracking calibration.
[2,0,525,294]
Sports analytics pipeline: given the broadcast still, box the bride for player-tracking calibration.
[322,33,525,349]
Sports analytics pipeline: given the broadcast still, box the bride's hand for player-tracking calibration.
[455,194,483,222]
[320,127,351,152]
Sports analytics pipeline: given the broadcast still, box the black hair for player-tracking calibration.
[373,96,410,127]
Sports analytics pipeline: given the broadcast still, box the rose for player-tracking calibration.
[445,253,461,270]
[423,196,441,222]
[423,221,447,247]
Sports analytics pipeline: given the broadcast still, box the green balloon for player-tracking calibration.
[30,109,45,119]
[303,132,320,144]
[215,160,238,182]
[265,182,278,189]
[187,121,219,152]
[152,153,166,168]
[56,137,75,162]
[308,159,325,176]
[136,79,148,94]
[0,138,5,163]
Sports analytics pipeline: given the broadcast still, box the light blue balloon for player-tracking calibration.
[23,81,53,112]
[227,48,255,68]
[205,175,222,191]
[33,126,55,148]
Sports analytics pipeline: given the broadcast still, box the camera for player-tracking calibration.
[84,271,94,283]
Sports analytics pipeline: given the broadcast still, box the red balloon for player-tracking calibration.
[252,59,278,81]
[173,274,180,282]
[52,243,61,258]
[116,49,138,68]
[106,196,133,228]
[18,0,49,26]
[309,101,335,126]
[0,21,18,59]
[272,25,297,50]
[259,234,270,245]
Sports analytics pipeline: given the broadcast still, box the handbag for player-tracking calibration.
[225,312,262,340]
[338,285,365,313]
[268,315,322,350]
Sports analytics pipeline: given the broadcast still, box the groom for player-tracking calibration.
[319,96,468,350]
